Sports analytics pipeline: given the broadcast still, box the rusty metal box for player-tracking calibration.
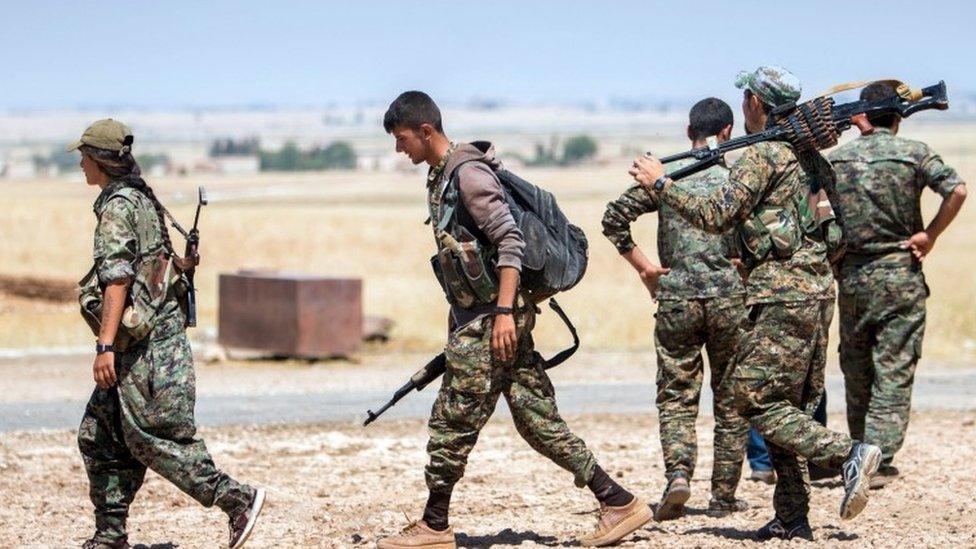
[218,271,362,358]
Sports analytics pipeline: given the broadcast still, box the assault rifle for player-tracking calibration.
[167,186,208,327]
[363,298,579,426]
[657,81,948,181]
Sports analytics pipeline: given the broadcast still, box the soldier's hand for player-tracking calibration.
[492,313,517,362]
[639,264,671,299]
[92,352,117,389]
[628,154,666,188]
[900,231,934,261]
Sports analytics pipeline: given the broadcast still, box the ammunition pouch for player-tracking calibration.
[78,252,187,352]
[737,205,801,269]
[431,226,498,309]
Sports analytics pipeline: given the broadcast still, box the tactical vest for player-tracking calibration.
[428,167,499,309]
[78,186,187,351]
[737,149,845,268]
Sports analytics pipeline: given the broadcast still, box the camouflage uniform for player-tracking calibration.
[602,160,748,501]
[424,146,596,495]
[829,128,964,464]
[660,141,854,522]
[78,180,254,544]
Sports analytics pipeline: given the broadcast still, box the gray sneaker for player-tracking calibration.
[653,474,690,521]
[840,443,882,520]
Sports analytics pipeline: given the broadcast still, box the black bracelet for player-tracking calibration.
[653,175,671,191]
[95,343,115,354]
[492,306,514,316]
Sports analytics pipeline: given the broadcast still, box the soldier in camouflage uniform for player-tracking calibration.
[377,92,651,549]
[70,120,264,549]
[630,67,883,541]
[602,98,749,521]
[829,81,967,487]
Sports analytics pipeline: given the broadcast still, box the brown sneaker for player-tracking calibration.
[705,497,749,518]
[749,469,776,485]
[653,475,690,521]
[82,538,130,549]
[229,487,266,549]
[376,519,456,549]
[579,496,652,547]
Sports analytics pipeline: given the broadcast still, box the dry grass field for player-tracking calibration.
[1,122,974,359]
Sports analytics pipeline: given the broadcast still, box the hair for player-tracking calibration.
[744,89,775,115]
[80,144,174,255]
[383,91,443,133]
[689,97,734,140]
[860,81,900,129]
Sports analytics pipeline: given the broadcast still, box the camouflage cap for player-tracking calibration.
[67,118,133,153]
[735,66,802,107]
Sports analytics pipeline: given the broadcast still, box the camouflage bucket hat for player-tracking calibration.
[67,118,133,154]
[735,65,802,107]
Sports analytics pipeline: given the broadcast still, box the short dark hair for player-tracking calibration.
[383,91,444,133]
[744,89,775,115]
[689,97,734,140]
[860,81,900,129]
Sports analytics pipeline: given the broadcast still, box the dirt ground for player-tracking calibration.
[2,410,974,548]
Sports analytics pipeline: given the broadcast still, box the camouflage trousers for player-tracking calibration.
[77,325,254,543]
[731,299,853,522]
[839,261,927,464]
[654,296,748,501]
[426,306,597,494]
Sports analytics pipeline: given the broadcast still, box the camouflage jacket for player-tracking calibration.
[660,141,835,305]
[602,160,744,300]
[92,180,183,328]
[828,128,964,260]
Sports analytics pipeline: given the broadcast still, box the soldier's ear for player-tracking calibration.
[686,125,694,141]
[719,124,733,141]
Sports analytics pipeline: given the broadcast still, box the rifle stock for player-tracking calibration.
[363,354,446,426]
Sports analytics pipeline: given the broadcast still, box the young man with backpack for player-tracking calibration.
[376,91,650,548]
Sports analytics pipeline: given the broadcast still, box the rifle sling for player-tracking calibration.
[543,298,579,370]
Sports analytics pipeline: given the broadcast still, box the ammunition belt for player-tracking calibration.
[775,96,840,153]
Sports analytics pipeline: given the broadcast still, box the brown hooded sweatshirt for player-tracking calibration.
[432,141,525,271]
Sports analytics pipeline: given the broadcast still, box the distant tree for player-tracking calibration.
[259,141,357,171]
[210,137,260,157]
[561,135,598,165]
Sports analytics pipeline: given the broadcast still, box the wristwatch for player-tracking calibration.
[95,343,115,355]
[492,306,514,316]
[653,175,671,191]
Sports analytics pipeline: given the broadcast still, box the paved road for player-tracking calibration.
[3,372,975,432]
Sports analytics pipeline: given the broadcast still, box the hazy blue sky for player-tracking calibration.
[3,0,971,109]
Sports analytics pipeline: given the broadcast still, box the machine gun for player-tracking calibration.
[167,187,208,327]
[657,81,948,181]
[363,298,579,426]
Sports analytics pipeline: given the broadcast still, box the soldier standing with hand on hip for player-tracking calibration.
[829,81,967,487]
[602,97,750,521]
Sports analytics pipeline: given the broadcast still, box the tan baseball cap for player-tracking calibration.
[67,118,133,153]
